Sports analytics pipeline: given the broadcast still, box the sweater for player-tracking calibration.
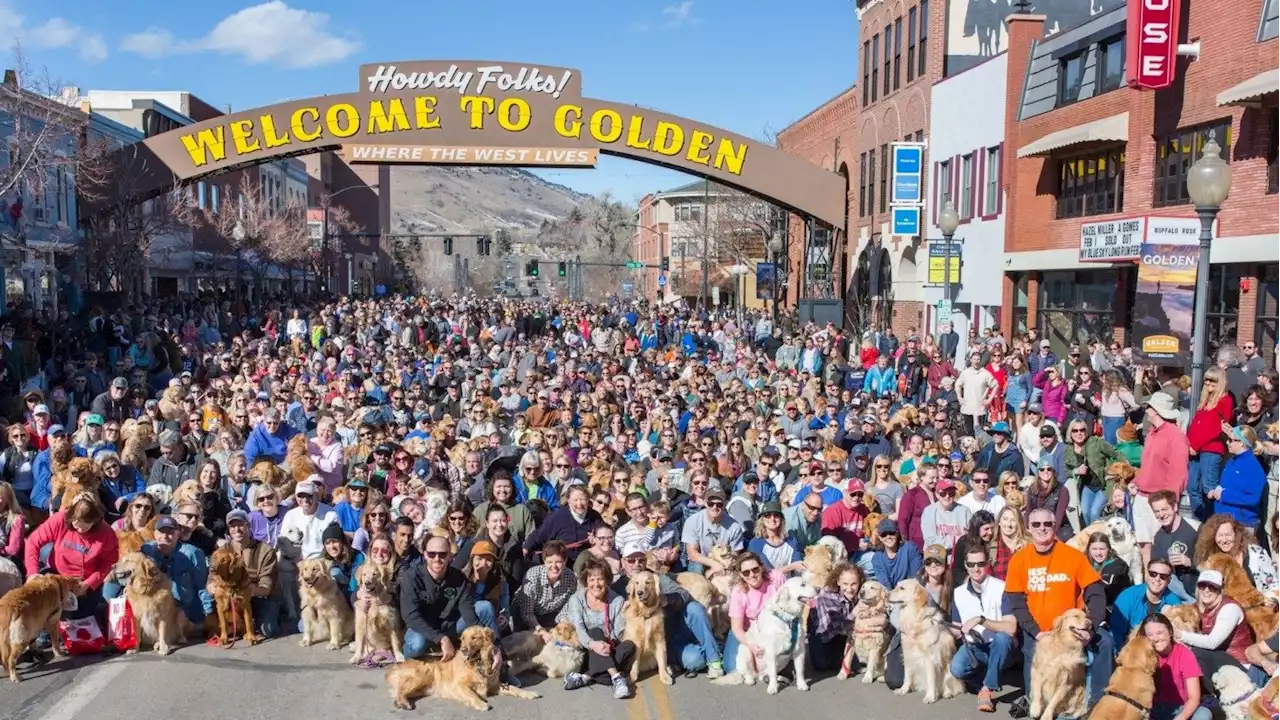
[1187,396,1234,455]
[898,486,932,548]
[23,513,119,589]
[1135,422,1191,496]
[1214,451,1267,527]
[243,422,298,468]
[872,542,923,589]
[1032,373,1070,424]
[279,505,339,560]
[522,506,601,563]
[565,588,627,646]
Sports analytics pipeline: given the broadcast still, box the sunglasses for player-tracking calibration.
[706,501,725,508]
[425,551,450,560]
[448,515,466,523]
[972,476,990,484]
[924,558,943,567]
[367,512,389,519]
[1196,582,1221,591]
[1147,570,1171,581]
[740,566,762,576]
[1029,521,1054,529]
[965,560,988,569]
[296,493,314,500]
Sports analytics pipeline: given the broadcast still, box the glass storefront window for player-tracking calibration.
[1257,264,1278,362]
[1207,264,1244,353]
[1038,270,1124,355]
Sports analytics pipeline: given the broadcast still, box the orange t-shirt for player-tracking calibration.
[1004,541,1100,632]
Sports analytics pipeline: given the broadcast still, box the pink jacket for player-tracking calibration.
[308,438,346,492]
[1033,371,1069,423]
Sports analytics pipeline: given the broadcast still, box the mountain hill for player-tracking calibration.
[390,166,591,236]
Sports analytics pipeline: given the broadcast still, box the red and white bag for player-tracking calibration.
[58,616,106,655]
[106,597,138,652]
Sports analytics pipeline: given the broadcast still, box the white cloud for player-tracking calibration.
[119,2,360,69]
[635,1,700,32]
[0,4,110,63]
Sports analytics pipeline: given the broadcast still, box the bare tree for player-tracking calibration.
[533,193,634,300]
[263,194,364,297]
[182,174,282,301]
[706,187,777,271]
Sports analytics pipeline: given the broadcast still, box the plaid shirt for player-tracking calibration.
[991,539,1017,580]
[513,564,578,627]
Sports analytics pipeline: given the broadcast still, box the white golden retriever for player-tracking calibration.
[890,579,964,704]
[1212,666,1263,720]
[714,576,818,694]
[1067,517,1143,584]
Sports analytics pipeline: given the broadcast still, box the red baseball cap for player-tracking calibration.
[846,479,866,494]
[937,479,957,492]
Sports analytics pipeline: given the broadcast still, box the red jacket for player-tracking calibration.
[1187,395,1234,454]
[23,511,119,590]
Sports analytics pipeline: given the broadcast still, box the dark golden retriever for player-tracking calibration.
[1089,634,1158,720]
[0,575,80,681]
[208,544,260,648]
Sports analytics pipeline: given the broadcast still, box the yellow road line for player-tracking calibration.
[628,681,650,720]
[649,677,676,720]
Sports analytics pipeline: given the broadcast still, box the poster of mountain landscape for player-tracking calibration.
[1132,243,1199,365]
[944,0,1126,77]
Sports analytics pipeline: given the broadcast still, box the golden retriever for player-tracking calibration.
[500,622,584,678]
[623,570,673,686]
[1248,673,1278,720]
[675,571,729,639]
[52,458,101,511]
[286,434,319,486]
[115,515,157,556]
[1067,517,1143,584]
[384,626,541,711]
[350,562,404,664]
[1200,552,1279,640]
[297,557,354,649]
[1089,634,1157,720]
[112,552,190,655]
[207,544,261,648]
[0,575,79,682]
[1028,608,1092,720]
[842,580,892,683]
[890,579,964,703]
[802,542,837,589]
[1161,604,1201,633]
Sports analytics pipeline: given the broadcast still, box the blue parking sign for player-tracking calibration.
[891,207,920,237]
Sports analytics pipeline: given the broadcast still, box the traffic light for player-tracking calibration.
[557,261,567,277]
[525,260,539,277]
[660,256,670,272]
[443,236,454,256]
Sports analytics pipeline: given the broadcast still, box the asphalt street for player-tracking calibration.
[0,638,1014,720]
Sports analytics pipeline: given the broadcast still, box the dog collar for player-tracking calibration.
[1220,688,1256,708]
[771,609,802,654]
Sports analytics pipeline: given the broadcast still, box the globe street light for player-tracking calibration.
[1186,136,1232,404]
[937,200,960,334]
[767,229,784,330]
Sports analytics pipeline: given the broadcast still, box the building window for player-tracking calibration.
[1012,273,1030,336]
[868,148,877,217]
[862,41,871,107]
[859,152,868,217]
[883,24,892,96]
[1058,51,1086,105]
[960,153,973,219]
[1258,263,1278,363]
[907,8,917,83]
[1154,120,1232,207]
[1206,264,1245,351]
[984,146,1000,215]
[893,19,903,91]
[871,34,880,103]
[918,0,929,78]
[879,144,889,213]
[914,130,923,142]
[1039,269,1128,351]
[938,159,951,208]
[1057,147,1125,219]
[1097,36,1125,93]
[675,202,703,222]
[1268,109,1278,194]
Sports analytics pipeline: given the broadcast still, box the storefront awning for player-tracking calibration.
[1017,112,1129,158]
[1217,69,1279,106]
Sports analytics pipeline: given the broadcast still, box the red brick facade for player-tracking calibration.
[1001,5,1278,348]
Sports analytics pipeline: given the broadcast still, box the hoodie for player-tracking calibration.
[243,422,299,467]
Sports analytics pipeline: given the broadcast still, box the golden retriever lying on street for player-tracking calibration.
[501,622,584,678]
[384,626,541,711]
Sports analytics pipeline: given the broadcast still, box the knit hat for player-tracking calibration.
[321,523,345,545]
[470,540,499,559]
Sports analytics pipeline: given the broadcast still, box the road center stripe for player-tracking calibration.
[34,660,129,720]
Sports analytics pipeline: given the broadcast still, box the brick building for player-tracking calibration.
[1000,2,1279,356]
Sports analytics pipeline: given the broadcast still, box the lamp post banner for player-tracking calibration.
[1133,242,1198,364]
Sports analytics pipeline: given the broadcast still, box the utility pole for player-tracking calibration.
[701,178,710,313]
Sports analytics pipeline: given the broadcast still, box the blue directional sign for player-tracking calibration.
[891,206,921,237]
[890,143,926,205]
[657,273,668,287]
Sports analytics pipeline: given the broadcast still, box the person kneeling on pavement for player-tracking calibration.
[225,508,280,638]
[104,515,213,628]
[949,544,1018,713]
[614,542,724,678]
[399,535,493,668]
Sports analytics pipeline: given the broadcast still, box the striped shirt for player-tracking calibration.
[614,520,655,552]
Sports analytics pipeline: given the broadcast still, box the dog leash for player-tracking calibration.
[1090,691,1150,720]
[207,596,241,649]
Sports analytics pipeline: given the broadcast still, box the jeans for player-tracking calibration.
[951,633,1016,692]
[251,598,280,638]
[1021,628,1113,705]
[723,631,742,672]
[666,601,720,672]
[1100,416,1126,445]
[853,550,876,581]
[402,602,498,660]
[1063,476,1082,534]
[1150,705,1212,720]
[1080,486,1108,527]
[1188,452,1225,520]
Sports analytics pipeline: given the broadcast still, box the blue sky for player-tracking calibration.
[9,0,857,203]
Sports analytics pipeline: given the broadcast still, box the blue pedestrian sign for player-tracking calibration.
[890,143,926,205]
[892,206,921,237]
[657,273,668,287]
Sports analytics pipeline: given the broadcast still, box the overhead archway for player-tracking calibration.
[83,60,848,228]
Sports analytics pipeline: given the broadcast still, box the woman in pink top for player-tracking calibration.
[1143,613,1211,720]
[723,551,787,673]
[1032,366,1069,425]
[308,417,346,493]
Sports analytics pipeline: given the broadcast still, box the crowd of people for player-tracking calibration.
[0,291,1275,716]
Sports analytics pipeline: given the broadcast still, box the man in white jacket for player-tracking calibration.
[280,478,339,560]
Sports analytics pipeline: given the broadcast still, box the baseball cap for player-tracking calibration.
[787,438,803,450]
[84,414,105,426]
[1196,569,1224,588]
[154,516,179,532]
[225,509,250,526]
[1040,340,1051,348]
[111,377,129,389]
[346,478,369,489]
[877,518,900,535]
[47,424,67,437]
[989,421,1013,436]
[32,404,49,416]
[846,479,866,494]
[761,446,782,459]
[470,540,498,559]
[924,544,948,563]
[853,446,870,458]
[295,480,320,496]
[1027,403,1044,415]
[760,501,784,516]
[621,542,647,558]
[937,479,957,492]
[705,486,727,502]
[861,414,878,425]
[1039,425,1058,438]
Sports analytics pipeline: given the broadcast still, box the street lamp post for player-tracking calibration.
[1187,136,1232,403]
[767,232,783,333]
[937,200,960,334]
[232,222,246,305]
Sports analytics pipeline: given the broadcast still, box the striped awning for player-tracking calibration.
[1217,69,1279,106]
[1017,112,1129,158]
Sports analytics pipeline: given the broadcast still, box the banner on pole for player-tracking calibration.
[756,262,776,301]
[1132,242,1198,364]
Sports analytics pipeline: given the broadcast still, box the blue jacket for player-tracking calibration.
[1215,452,1267,528]
[732,472,779,503]
[104,541,211,624]
[863,365,898,396]
[1110,583,1184,645]
[30,446,88,511]
[100,466,145,509]
[513,472,559,510]
[872,541,922,589]
[243,422,298,467]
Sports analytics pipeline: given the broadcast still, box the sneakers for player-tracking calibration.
[612,674,631,699]
[706,661,725,680]
[1009,695,1030,719]
[563,672,592,691]
[977,687,996,713]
